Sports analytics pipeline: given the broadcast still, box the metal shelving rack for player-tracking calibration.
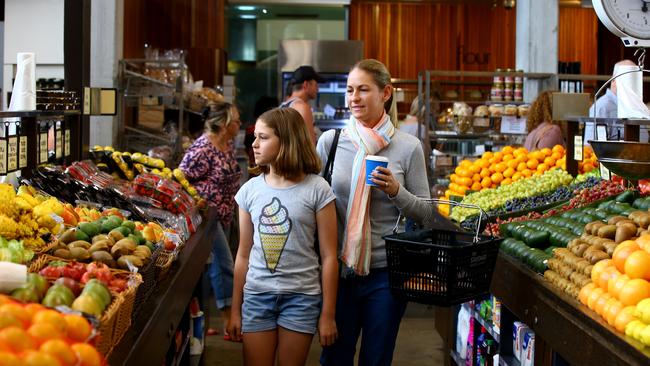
[117,58,187,161]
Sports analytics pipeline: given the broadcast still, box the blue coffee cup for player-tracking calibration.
[365,155,389,186]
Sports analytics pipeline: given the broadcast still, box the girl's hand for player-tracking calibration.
[227,312,243,342]
[318,315,338,346]
[370,166,399,197]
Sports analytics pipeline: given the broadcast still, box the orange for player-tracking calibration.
[531,151,545,162]
[551,151,563,161]
[450,173,459,183]
[516,162,527,172]
[591,259,612,284]
[456,185,468,195]
[488,157,499,165]
[40,339,77,366]
[472,173,481,182]
[579,283,597,305]
[0,296,14,307]
[543,157,556,167]
[609,274,630,299]
[0,351,21,366]
[624,250,650,280]
[506,159,519,170]
[480,177,492,189]
[512,172,523,181]
[459,177,473,187]
[471,182,482,191]
[636,234,650,251]
[503,167,515,178]
[598,266,620,290]
[540,147,552,156]
[501,178,512,185]
[458,168,472,178]
[502,154,514,162]
[614,306,637,333]
[491,172,504,184]
[482,151,494,160]
[469,164,481,174]
[23,304,46,322]
[0,303,30,328]
[582,162,595,173]
[526,158,539,170]
[64,315,92,343]
[0,312,21,330]
[587,287,605,310]
[27,323,63,346]
[514,147,529,156]
[537,163,549,172]
[476,159,489,169]
[594,292,612,316]
[501,146,514,155]
[494,162,507,173]
[605,299,624,326]
[552,145,565,154]
[23,350,63,366]
[459,159,472,168]
[522,169,533,178]
[71,343,102,366]
[480,168,490,178]
[0,326,35,353]
[613,242,640,273]
[32,310,67,333]
[493,152,504,162]
[618,278,650,306]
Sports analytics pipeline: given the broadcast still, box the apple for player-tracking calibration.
[53,277,81,296]
[27,273,49,298]
[11,285,40,303]
[44,284,75,306]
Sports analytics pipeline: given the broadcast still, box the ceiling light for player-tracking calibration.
[240,14,256,19]
[237,6,255,11]
[262,9,268,14]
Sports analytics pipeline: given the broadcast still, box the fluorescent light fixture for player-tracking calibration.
[240,14,256,19]
[262,9,268,14]
[237,5,256,11]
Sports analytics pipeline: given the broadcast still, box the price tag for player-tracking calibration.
[573,135,583,161]
[473,117,490,128]
[7,136,17,172]
[436,156,453,167]
[39,132,48,163]
[19,135,27,169]
[500,116,526,134]
[599,163,611,180]
[55,129,62,158]
[596,125,608,141]
[475,145,486,155]
[0,138,7,175]
[64,129,71,157]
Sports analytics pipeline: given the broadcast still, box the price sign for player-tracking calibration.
[7,136,17,172]
[19,135,27,169]
[55,129,62,158]
[500,116,526,134]
[64,129,71,157]
[39,132,48,163]
[0,138,7,175]
[473,117,490,128]
[599,163,611,180]
[573,135,583,161]
[435,156,453,167]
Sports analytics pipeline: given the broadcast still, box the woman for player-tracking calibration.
[179,102,242,339]
[523,90,566,151]
[316,59,454,365]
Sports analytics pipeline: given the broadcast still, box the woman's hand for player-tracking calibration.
[227,312,243,342]
[370,166,400,197]
[318,314,338,346]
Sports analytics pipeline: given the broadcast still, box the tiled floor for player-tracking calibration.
[203,302,445,365]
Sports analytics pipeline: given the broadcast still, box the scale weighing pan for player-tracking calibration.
[589,140,650,180]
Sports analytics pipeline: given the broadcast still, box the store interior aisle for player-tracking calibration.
[204,302,445,365]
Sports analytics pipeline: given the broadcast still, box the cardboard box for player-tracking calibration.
[138,104,165,130]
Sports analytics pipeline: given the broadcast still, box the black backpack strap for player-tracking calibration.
[323,129,341,185]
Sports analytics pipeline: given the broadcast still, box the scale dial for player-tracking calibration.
[593,0,650,46]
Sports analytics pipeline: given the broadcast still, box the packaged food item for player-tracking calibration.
[518,104,530,118]
[456,305,471,359]
[504,104,518,116]
[521,330,535,366]
[492,296,501,334]
[512,321,528,361]
[488,104,504,117]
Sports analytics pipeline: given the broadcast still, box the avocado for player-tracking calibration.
[100,219,119,234]
[121,220,135,232]
[116,226,131,237]
[75,229,90,242]
[78,222,100,237]
[128,234,145,246]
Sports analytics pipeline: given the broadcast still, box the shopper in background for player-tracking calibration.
[589,59,637,118]
[280,65,324,144]
[398,95,429,139]
[523,90,566,151]
[317,59,455,366]
[179,102,242,339]
[228,108,339,365]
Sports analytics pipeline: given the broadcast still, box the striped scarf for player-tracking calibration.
[341,113,394,275]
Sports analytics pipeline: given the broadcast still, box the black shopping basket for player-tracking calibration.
[384,199,501,307]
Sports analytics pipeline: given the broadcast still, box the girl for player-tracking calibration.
[228,107,338,366]
[179,102,241,338]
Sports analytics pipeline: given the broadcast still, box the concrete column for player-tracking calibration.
[516,0,558,102]
[90,0,123,148]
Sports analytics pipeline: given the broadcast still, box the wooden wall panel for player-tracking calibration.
[123,0,225,85]
[558,7,598,75]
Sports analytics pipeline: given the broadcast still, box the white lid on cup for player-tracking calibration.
[365,155,389,163]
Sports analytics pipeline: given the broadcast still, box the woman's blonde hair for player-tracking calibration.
[249,108,321,180]
[204,102,236,133]
[526,91,558,132]
[351,59,398,125]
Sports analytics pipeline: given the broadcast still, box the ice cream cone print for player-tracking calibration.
[258,197,292,273]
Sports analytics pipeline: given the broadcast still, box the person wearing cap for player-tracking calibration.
[589,59,637,119]
[280,65,324,144]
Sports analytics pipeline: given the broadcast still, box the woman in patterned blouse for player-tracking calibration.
[180,102,242,339]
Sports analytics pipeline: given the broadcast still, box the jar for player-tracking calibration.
[504,68,514,88]
[491,85,503,101]
[493,69,503,84]
[514,87,523,102]
[515,70,524,88]
[504,87,513,102]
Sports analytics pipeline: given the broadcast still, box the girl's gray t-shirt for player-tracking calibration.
[235,173,335,295]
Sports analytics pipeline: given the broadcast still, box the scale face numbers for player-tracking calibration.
[593,0,650,44]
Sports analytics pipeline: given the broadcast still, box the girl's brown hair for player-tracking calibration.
[204,102,236,133]
[351,59,398,125]
[249,108,322,180]
[526,90,558,132]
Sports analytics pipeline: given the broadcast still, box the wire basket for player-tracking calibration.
[383,199,501,306]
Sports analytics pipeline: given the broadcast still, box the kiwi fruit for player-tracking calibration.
[597,225,617,239]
